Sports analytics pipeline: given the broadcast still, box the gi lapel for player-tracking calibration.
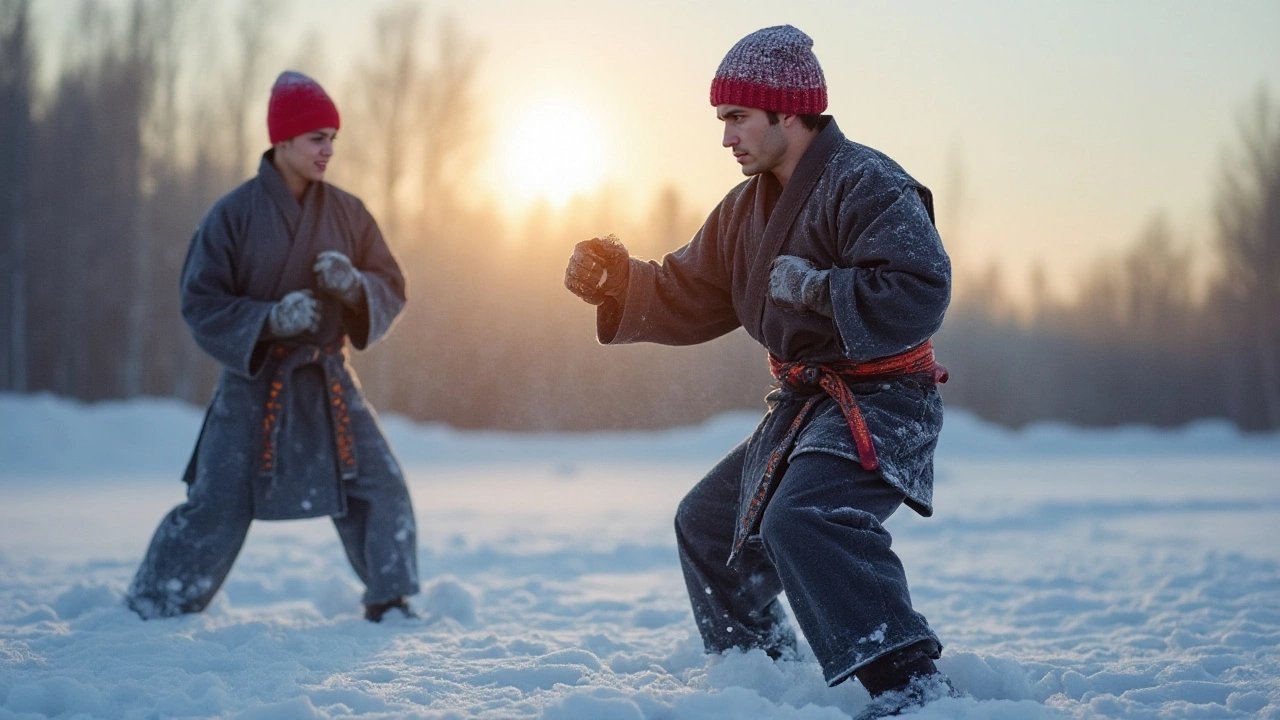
[278,181,327,291]
[743,119,844,336]
[258,153,329,298]
[259,153,302,236]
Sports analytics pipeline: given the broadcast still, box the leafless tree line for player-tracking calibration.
[937,93,1280,430]
[1,0,1277,431]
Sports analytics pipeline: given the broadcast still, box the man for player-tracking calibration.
[564,26,955,715]
[127,71,419,623]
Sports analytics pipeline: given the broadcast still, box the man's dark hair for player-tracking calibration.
[765,111,823,130]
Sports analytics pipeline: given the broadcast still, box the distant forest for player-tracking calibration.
[1,0,1278,431]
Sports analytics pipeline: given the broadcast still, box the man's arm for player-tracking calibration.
[325,205,407,350]
[180,202,279,378]
[827,182,951,361]
[569,202,742,347]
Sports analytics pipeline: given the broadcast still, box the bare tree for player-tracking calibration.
[0,0,33,391]
[122,0,181,397]
[1122,216,1193,342]
[1214,87,1280,428]
[1109,217,1197,424]
[645,185,697,259]
[418,14,484,232]
[39,0,117,397]
[939,141,969,284]
[356,1,422,240]
[224,0,284,178]
[20,0,156,400]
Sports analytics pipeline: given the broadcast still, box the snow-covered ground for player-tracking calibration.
[1,392,1278,719]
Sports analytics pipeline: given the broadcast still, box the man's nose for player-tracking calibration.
[722,126,736,148]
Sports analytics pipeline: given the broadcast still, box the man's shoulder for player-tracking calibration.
[322,180,364,206]
[830,139,919,188]
[720,176,756,203]
[321,181,375,219]
[825,137,935,223]
[713,175,768,221]
[204,177,260,222]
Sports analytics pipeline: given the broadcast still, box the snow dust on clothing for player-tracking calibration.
[597,116,951,683]
[598,116,951,520]
[127,153,419,616]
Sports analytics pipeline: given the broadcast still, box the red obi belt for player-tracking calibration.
[729,340,948,564]
[259,343,357,488]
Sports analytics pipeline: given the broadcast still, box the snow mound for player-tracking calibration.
[3,392,1276,480]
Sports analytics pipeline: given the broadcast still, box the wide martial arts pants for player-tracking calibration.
[675,439,940,686]
[126,424,419,619]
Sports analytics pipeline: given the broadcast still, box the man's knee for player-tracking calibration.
[168,494,251,537]
[674,491,700,541]
[759,488,886,557]
[758,493,807,553]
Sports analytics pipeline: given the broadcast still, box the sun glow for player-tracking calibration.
[494,101,607,208]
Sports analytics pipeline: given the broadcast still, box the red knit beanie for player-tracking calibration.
[710,26,827,115]
[267,71,340,144]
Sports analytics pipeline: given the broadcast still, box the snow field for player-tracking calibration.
[1,393,1278,719]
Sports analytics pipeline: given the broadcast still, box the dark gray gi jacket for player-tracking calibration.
[598,118,950,548]
[179,153,406,520]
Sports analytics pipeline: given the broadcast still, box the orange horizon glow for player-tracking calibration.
[489,99,609,209]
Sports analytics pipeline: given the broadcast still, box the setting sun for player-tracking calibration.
[494,101,607,207]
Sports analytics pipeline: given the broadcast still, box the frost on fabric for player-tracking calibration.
[272,70,315,89]
[127,575,214,620]
[858,624,888,646]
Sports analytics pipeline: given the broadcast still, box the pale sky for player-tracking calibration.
[34,0,1280,299]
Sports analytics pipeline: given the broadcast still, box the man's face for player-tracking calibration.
[275,128,337,184]
[717,105,786,177]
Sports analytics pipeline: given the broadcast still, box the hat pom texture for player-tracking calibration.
[267,71,341,144]
[710,25,827,115]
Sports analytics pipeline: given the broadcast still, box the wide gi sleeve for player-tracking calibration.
[599,201,741,346]
[343,203,406,350]
[827,172,951,362]
[179,200,277,378]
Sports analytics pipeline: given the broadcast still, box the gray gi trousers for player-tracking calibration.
[675,440,940,686]
[126,423,419,619]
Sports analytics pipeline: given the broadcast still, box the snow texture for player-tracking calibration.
[1,392,1278,719]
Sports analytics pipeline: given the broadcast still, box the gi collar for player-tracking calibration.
[743,116,846,335]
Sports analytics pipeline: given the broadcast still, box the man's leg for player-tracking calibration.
[758,450,941,687]
[332,417,419,609]
[126,472,254,619]
[675,439,796,658]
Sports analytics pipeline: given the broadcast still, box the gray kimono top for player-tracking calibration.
[598,117,950,536]
[179,153,406,520]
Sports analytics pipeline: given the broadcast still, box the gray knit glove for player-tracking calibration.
[313,251,365,307]
[564,235,630,305]
[768,255,833,318]
[268,290,321,338]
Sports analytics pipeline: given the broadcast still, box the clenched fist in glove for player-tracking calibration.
[768,255,833,318]
[313,250,364,307]
[564,234,630,305]
[268,290,321,338]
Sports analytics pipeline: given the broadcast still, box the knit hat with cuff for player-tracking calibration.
[267,71,341,144]
[710,25,827,115]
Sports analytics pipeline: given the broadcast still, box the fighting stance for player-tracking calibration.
[564,26,956,716]
[128,71,419,622]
